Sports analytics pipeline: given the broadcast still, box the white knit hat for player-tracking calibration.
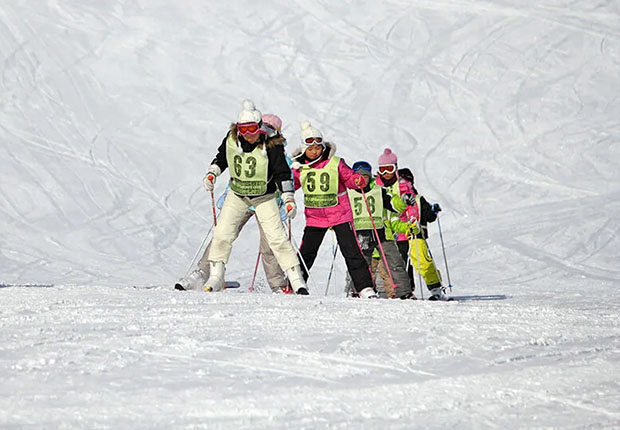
[237,99,262,124]
[300,120,323,146]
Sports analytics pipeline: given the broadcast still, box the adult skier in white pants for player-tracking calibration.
[175,114,292,294]
[201,100,308,294]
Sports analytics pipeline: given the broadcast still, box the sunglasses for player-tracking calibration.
[304,137,323,144]
[378,164,396,175]
[237,122,264,135]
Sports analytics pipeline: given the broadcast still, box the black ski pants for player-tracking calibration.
[298,222,373,293]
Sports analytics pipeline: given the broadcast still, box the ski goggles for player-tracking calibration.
[378,164,396,175]
[352,161,372,173]
[304,136,323,145]
[237,122,265,135]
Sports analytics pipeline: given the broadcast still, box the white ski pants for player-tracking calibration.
[206,191,299,272]
[198,209,287,292]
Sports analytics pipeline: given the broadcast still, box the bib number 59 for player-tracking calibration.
[306,171,330,192]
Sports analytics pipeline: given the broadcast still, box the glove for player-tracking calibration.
[282,192,297,219]
[203,165,221,191]
[401,193,416,205]
[432,203,442,213]
[406,222,420,238]
[354,175,368,189]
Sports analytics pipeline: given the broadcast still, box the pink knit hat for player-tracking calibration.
[262,114,282,131]
[378,148,398,166]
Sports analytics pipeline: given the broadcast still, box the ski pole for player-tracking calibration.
[405,237,415,293]
[210,189,218,227]
[288,219,292,241]
[249,249,261,292]
[411,223,425,300]
[288,225,315,291]
[360,188,397,293]
[436,215,453,291]
[183,225,214,279]
[184,188,219,279]
[324,238,339,297]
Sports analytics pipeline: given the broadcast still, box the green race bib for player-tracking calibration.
[300,157,340,208]
[225,134,269,196]
[348,182,384,230]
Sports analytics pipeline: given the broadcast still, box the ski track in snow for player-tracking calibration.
[1,0,620,428]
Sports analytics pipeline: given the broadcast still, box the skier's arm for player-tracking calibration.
[419,196,438,223]
[292,167,302,190]
[339,159,367,189]
[388,214,410,234]
[383,188,407,214]
[209,134,229,172]
[202,134,230,190]
[268,144,295,193]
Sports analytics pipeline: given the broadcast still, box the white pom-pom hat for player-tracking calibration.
[300,120,323,146]
[237,99,262,124]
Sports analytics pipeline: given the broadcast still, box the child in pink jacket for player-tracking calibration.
[291,121,377,298]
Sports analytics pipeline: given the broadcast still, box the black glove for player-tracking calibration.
[401,193,415,205]
[432,203,442,213]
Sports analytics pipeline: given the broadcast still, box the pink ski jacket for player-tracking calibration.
[292,143,365,228]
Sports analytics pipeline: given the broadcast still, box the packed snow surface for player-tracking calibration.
[1,1,619,428]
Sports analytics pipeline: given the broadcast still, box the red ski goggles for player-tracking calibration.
[237,122,265,136]
[304,136,323,145]
[378,164,396,175]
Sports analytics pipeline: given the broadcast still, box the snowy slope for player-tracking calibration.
[1,1,619,428]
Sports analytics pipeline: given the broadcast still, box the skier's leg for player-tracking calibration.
[396,240,416,293]
[204,192,251,291]
[198,210,252,273]
[382,239,413,299]
[376,258,391,292]
[332,222,374,294]
[411,238,442,289]
[370,257,380,286]
[346,231,374,296]
[257,220,287,292]
[409,237,450,300]
[253,194,307,293]
[415,239,450,300]
[297,226,328,280]
[197,242,212,274]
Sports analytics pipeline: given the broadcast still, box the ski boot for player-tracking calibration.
[175,268,207,291]
[280,285,294,294]
[203,261,225,292]
[285,265,309,295]
[399,291,418,300]
[428,285,452,301]
[359,287,379,299]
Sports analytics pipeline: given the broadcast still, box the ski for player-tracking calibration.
[0,283,54,288]
[174,280,241,291]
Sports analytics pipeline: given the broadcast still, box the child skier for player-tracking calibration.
[345,161,414,299]
[391,167,420,292]
[291,121,377,299]
[196,100,308,294]
[395,167,451,301]
[176,114,292,294]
